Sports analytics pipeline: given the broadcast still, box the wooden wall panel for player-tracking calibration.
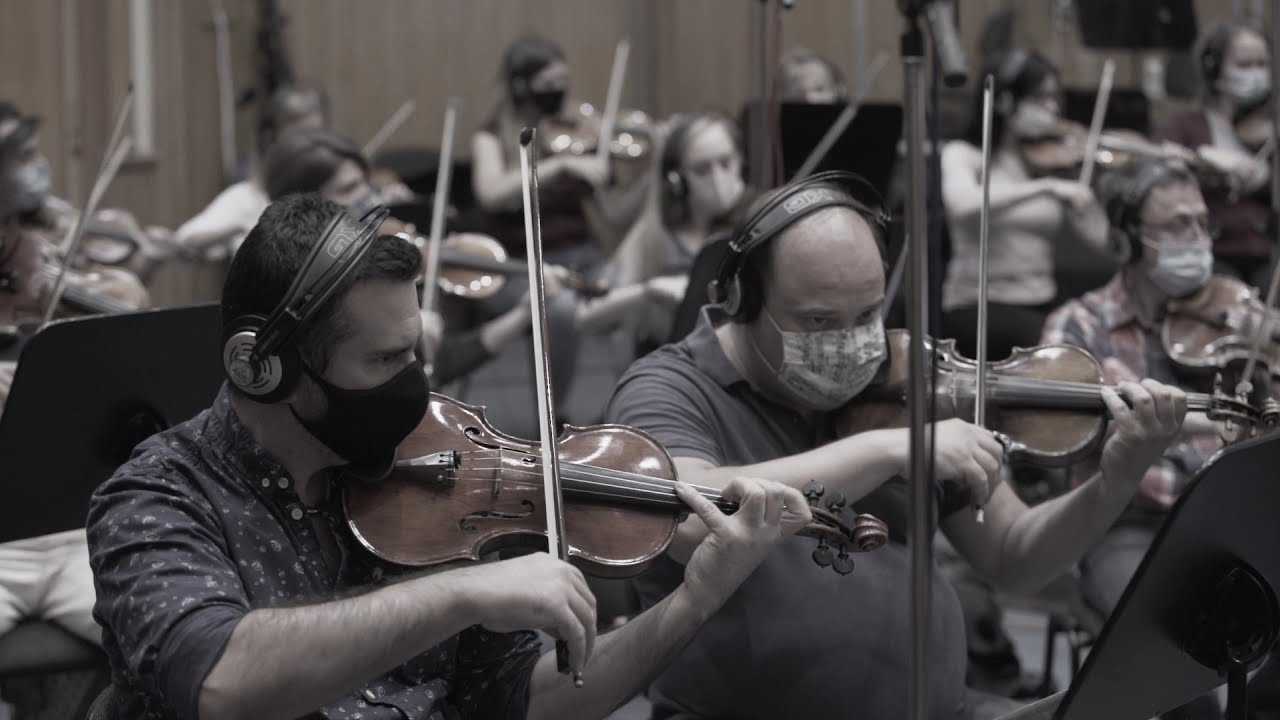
[281,0,657,161]
[0,0,1269,307]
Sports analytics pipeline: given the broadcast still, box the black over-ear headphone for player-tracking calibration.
[708,170,889,320]
[222,205,391,403]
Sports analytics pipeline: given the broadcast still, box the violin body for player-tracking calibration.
[839,330,1110,467]
[1163,275,1280,388]
[345,393,681,578]
[345,393,889,578]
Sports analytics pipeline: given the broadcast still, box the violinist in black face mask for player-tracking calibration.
[472,35,609,262]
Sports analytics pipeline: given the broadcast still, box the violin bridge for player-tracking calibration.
[394,451,461,487]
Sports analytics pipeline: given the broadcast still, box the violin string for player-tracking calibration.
[462,462,733,506]
[990,377,1213,409]
[442,472,694,509]
[444,467,726,510]
[448,448,728,497]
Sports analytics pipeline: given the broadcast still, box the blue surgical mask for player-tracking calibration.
[1147,240,1213,298]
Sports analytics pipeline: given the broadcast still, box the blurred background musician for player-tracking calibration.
[1159,22,1274,289]
[940,50,1109,361]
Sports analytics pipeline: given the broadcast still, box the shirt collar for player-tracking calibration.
[685,305,748,389]
[1093,273,1141,331]
[204,383,292,486]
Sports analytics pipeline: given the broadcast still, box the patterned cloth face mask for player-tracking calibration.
[756,307,888,411]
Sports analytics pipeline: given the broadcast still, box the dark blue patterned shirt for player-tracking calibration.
[87,385,539,720]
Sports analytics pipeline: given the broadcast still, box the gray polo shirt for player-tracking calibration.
[605,307,972,720]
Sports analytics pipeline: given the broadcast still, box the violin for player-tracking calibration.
[385,223,607,301]
[541,102,654,164]
[1163,274,1280,387]
[343,393,889,577]
[1018,119,1220,183]
[836,330,1270,467]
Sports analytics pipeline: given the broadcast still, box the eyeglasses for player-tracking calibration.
[1143,215,1219,244]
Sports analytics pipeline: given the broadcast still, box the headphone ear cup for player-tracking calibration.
[223,314,301,404]
[723,275,743,318]
[666,170,686,199]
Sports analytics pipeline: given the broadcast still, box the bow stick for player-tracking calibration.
[519,126,581,688]
[972,74,997,524]
[42,90,135,327]
[421,98,458,318]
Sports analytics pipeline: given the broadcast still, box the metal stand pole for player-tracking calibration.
[902,13,932,720]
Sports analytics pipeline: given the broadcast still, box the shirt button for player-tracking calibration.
[289,506,304,521]
[277,477,290,489]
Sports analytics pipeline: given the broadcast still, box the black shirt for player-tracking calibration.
[87,385,539,720]
[605,307,972,720]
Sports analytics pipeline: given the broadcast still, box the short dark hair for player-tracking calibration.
[262,128,367,201]
[221,193,421,372]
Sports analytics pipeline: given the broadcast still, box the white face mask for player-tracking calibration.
[1009,102,1058,139]
[755,308,888,411]
[686,166,744,220]
[1220,66,1270,105]
[1147,240,1213,298]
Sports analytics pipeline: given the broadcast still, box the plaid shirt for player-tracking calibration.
[1040,274,1221,511]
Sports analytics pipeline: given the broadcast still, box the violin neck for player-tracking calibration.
[988,376,1213,413]
[554,459,736,513]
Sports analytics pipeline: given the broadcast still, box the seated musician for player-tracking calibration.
[604,111,749,353]
[260,128,679,387]
[86,192,807,720]
[940,50,1109,360]
[1040,157,1227,719]
[0,114,100,653]
[0,101,169,285]
[604,173,1187,718]
[174,85,329,261]
[471,35,608,267]
[1159,23,1273,288]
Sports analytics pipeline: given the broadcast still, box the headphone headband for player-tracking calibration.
[252,205,389,361]
[710,170,887,317]
[224,203,390,401]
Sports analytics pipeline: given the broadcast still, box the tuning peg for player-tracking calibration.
[811,540,834,568]
[826,492,847,513]
[803,480,825,503]
[832,551,855,576]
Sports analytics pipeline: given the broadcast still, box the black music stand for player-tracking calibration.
[1054,433,1280,720]
[0,304,224,543]
[1075,0,1198,51]
[740,101,904,196]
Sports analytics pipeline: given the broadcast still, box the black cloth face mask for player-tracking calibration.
[531,89,566,117]
[292,361,429,480]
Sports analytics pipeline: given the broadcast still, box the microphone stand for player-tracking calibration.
[897,2,966,718]
[900,9,932,720]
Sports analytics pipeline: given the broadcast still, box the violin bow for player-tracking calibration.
[210,0,237,182]
[518,126,581,688]
[42,90,135,328]
[1077,59,1115,189]
[792,51,888,182]
[421,98,458,318]
[972,74,996,524]
[595,39,630,170]
[363,99,417,159]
